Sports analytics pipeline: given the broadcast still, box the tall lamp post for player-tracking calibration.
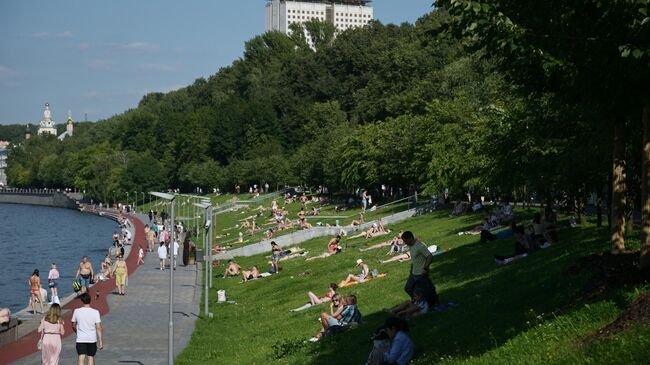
[193,201,212,316]
[150,191,176,365]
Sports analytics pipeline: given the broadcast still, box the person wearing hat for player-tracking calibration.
[345,259,370,284]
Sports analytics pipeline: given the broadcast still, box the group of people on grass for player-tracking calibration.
[492,208,558,265]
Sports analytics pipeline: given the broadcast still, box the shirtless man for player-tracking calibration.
[147,224,157,252]
[223,260,241,278]
[76,256,94,293]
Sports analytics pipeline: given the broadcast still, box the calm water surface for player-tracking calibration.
[0,204,118,313]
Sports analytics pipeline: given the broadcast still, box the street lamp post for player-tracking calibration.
[193,201,212,317]
[150,191,176,365]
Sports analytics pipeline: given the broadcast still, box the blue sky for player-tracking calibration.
[0,1,433,125]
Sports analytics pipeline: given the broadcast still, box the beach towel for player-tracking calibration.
[338,273,386,288]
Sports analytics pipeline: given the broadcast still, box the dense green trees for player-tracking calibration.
[6,4,648,262]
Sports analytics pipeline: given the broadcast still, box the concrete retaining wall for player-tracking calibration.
[214,207,417,260]
[0,192,78,209]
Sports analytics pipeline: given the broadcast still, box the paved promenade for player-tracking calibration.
[4,212,201,365]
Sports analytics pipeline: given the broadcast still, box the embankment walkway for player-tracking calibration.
[2,211,201,365]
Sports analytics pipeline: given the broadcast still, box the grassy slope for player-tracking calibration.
[176,209,650,364]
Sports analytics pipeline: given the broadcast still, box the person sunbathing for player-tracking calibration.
[493,226,540,265]
[380,245,439,264]
[242,266,260,282]
[385,288,429,320]
[349,213,364,226]
[306,236,342,261]
[223,260,241,278]
[344,259,369,283]
[359,232,403,252]
[459,217,498,235]
[290,283,338,312]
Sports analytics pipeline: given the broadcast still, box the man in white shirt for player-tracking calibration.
[72,292,103,365]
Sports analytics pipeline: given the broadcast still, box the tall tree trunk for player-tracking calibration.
[640,99,650,269]
[611,121,627,254]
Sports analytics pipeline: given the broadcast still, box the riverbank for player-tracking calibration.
[1,210,201,365]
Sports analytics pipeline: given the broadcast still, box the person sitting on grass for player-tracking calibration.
[344,259,370,284]
[311,294,362,341]
[290,283,339,312]
[241,266,260,282]
[365,327,391,365]
[382,317,415,365]
[359,231,403,253]
[493,225,540,265]
[223,260,241,278]
[385,287,429,320]
[459,217,498,236]
[306,235,342,261]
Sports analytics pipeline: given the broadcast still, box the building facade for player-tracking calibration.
[0,141,8,187]
[265,0,373,46]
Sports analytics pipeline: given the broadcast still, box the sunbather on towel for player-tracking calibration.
[385,288,429,320]
[345,259,370,283]
[380,245,438,264]
[242,266,260,282]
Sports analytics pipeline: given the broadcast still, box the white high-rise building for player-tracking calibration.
[265,0,373,46]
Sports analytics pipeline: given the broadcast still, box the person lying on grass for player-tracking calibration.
[349,222,390,240]
[312,294,362,341]
[380,245,439,264]
[223,260,241,278]
[480,221,516,243]
[384,288,429,320]
[241,266,260,282]
[359,231,403,253]
[344,259,370,284]
[493,225,544,265]
[458,217,499,235]
[290,283,339,312]
[306,235,342,261]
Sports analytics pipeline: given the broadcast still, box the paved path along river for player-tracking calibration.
[6,211,201,365]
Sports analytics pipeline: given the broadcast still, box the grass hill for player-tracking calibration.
[176,208,650,364]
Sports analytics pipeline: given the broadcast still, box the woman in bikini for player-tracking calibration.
[29,269,45,314]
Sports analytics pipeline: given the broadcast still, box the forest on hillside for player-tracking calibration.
[6,5,648,230]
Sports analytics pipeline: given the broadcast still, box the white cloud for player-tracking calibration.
[120,42,159,52]
[0,65,16,79]
[85,59,113,70]
[138,63,175,73]
[55,30,73,38]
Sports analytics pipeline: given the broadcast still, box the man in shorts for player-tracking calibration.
[72,293,103,365]
[76,256,94,293]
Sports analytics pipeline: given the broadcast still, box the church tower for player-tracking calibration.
[38,102,57,136]
[66,110,74,137]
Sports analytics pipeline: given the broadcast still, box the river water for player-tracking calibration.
[0,204,117,313]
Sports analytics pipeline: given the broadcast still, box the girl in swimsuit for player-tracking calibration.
[29,269,45,314]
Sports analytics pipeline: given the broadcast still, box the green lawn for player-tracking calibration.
[177,208,650,364]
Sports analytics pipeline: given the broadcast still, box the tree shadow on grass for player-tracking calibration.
[306,225,608,365]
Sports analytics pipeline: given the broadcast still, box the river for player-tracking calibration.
[0,203,117,313]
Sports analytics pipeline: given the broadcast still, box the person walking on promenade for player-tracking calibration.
[158,241,168,270]
[47,263,60,304]
[29,269,45,314]
[402,231,438,306]
[172,239,180,270]
[113,255,128,295]
[147,224,156,252]
[72,293,103,365]
[137,247,145,265]
[38,303,65,365]
[75,256,94,293]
